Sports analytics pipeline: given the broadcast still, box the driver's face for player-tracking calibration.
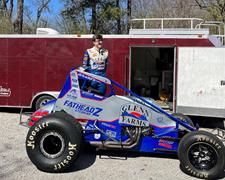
[93,39,103,48]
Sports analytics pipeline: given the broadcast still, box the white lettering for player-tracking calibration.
[68,142,77,151]
[27,141,35,149]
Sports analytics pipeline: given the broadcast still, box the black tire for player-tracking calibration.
[35,95,55,110]
[178,130,225,179]
[26,111,82,172]
[172,113,194,127]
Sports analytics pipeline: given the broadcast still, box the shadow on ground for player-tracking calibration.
[68,145,225,179]
[65,144,178,173]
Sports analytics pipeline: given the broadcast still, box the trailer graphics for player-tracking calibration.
[0,86,11,97]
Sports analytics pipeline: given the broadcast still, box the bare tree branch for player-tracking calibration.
[13,0,24,34]
[1,0,7,10]
[35,0,51,29]
[8,0,13,18]
[127,0,131,34]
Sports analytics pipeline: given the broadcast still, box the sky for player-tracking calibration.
[16,0,65,31]
[12,0,128,32]
[26,0,64,18]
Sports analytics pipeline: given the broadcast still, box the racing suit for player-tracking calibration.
[82,47,108,95]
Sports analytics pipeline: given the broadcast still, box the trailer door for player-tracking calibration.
[177,47,225,118]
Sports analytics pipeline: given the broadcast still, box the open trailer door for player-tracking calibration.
[176,47,225,118]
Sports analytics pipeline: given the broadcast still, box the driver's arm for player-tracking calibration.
[82,50,90,71]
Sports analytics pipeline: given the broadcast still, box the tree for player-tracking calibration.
[0,0,13,19]
[1,0,7,10]
[13,0,24,34]
[59,0,127,34]
[60,0,89,34]
[91,0,97,33]
[116,0,121,33]
[0,0,14,34]
[131,0,205,29]
[9,0,13,18]
[35,0,51,30]
[195,0,225,22]
[96,0,124,34]
[127,0,131,33]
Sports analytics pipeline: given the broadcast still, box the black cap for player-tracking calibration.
[92,34,103,41]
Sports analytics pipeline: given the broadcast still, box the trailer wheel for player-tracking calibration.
[35,95,55,110]
[178,130,225,179]
[26,111,82,172]
[172,113,194,127]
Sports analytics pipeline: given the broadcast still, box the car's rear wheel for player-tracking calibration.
[172,113,194,127]
[26,111,82,172]
[178,130,225,179]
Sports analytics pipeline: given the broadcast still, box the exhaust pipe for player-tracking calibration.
[90,127,141,149]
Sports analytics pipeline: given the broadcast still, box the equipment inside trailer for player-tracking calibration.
[131,47,175,107]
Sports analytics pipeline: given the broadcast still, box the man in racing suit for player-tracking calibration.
[82,34,108,95]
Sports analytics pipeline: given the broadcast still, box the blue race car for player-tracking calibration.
[25,68,225,179]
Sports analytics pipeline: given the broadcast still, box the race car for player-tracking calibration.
[25,68,225,179]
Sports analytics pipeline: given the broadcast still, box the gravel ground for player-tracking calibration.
[0,111,224,180]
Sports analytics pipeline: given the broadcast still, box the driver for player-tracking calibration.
[82,34,108,95]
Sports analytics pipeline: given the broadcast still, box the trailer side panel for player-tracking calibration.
[177,47,225,117]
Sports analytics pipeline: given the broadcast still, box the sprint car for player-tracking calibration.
[25,68,225,179]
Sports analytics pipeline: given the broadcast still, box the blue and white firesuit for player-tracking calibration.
[82,47,108,95]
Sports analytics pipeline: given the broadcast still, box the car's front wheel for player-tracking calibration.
[178,130,225,179]
[26,111,82,172]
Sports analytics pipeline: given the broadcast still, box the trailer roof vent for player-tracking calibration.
[36,28,60,35]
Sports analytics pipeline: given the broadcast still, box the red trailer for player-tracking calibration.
[0,18,224,116]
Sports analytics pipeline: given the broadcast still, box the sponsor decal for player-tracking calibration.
[106,130,117,138]
[85,124,97,130]
[64,100,103,117]
[72,78,78,83]
[0,86,11,97]
[71,74,79,88]
[72,84,78,88]
[31,111,49,123]
[101,122,116,129]
[66,89,78,100]
[71,72,76,77]
[119,104,151,127]
[70,89,77,94]
[78,72,101,83]
[156,117,164,123]
[70,71,79,88]
[158,139,174,149]
[94,133,101,139]
[132,98,146,106]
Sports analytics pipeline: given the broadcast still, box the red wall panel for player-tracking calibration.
[0,37,214,107]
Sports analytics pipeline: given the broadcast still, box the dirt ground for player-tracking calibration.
[0,110,224,180]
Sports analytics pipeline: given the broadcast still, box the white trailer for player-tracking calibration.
[177,47,225,118]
